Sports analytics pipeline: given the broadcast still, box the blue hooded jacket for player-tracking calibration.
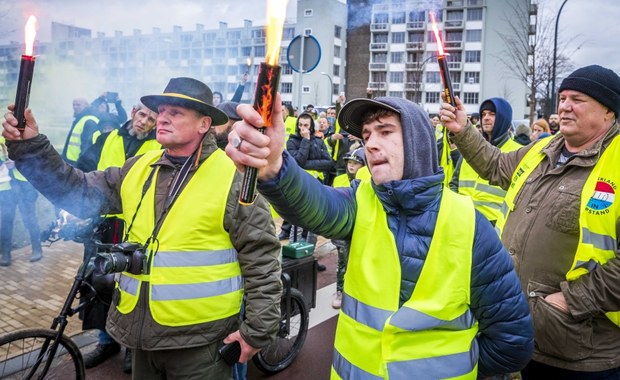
[480,97,513,146]
[258,97,533,377]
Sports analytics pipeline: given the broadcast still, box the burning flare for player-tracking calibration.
[25,15,37,56]
[265,0,288,65]
[429,11,445,56]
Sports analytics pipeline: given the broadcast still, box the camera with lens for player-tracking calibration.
[94,242,147,275]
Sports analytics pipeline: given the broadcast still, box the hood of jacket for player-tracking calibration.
[295,113,316,136]
[370,97,439,180]
[480,97,512,145]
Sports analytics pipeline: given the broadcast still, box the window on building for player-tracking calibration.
[283,27,295,40]
[372,52,388,63]
[374,33,388,43]
[392,32,405,44]
[447,0,464,6]
[468,0,483,6]
[408,32,424,42]
[228,66,237,75]
[467,8,483,21]
[215,65,225,75]
[389,91,404,97]
[463,92,479,104]
[426,92,440,103]
[390,72,404,83]
[466,29,482,42]
[304,9,313,17]
[374,13,389,24]
[333,64,340,76]
[302,86,311,93]
[409,11,425,22]
[255,45,265,57]
[465,50,481,62]
[464,71,480,84]
[228,47,238,57]
[447,51,462,62]
[427,31,438,43]
[446,10,463,20]
[281,82,293,93]
[251,29,265,38]
[392,11,406,24]
[226,31,241,40]
[304,28,312,36]
[241,47,251,57]
[446,31,462,41]
[334,25,342,38]
[427,11,442,22]
[371,72,386,82]
[334,45,341,57]
[282,64,292,75]
[426,72,441,83]
[450,71,461,83]
[391,52,404,63]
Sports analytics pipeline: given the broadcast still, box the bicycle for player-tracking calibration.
[253,254,317,374]
[0,217,104,380]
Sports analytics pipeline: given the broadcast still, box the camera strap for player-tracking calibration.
[123,164,158,242]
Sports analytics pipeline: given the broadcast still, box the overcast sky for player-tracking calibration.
[1,0,618,75]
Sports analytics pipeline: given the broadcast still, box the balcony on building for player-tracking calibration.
[446,0,465,9]
[444,20,464,29]
[369,63,387,71]
[405,42,424,51]
[444,41,463,50]
[406,21,425,30]
[405,82,423,90]
[368,82,386,90]
[370,23,389,32]
[370,43,388,51]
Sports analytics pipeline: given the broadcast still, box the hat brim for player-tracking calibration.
[338,98,400,139]
[141,94,229,126]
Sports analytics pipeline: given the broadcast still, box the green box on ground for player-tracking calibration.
[282,241,315,259]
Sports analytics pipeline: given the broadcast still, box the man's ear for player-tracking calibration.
[199,116,212,133]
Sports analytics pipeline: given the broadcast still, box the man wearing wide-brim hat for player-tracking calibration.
[2,77,282,378]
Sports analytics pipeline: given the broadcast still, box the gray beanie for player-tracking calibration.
[559,65,620,116]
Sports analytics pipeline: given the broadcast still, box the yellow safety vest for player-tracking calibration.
[116,149,243,327]
[332,173,350,188]
[496,135,620,326]
[96,129,162,170]
[355,166,371,181]
[458,138,522,222]
[438,126,454,188]
[65,115,100,162]
[332,182,479,379]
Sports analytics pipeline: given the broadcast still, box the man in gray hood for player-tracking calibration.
[226,95,533,379]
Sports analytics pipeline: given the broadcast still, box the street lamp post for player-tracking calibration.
[321,72,333,106]
[551,0,568,113]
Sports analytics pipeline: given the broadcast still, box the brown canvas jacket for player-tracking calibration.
[8,133,282,350]
[451,123,620,371]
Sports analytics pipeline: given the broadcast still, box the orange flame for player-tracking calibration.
[429,11,445,56]
[25,15,37,56]
[259,68,275,122]
[265,0,288,66]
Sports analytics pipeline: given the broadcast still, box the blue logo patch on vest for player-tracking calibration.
[587,179,616,213]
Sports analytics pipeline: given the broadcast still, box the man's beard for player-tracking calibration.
[128,125,150,140]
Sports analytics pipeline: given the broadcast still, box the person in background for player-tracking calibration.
[440,64,620,379]
[226,94,533,379]
[62,98,101,166]
[214,102,242,150]
[514,123,532,145]
[470,112,481,132]
[3,77,282,378]
[0,137,42,266]
[548,113,560,134]
[316,116,330,139]
[450,98,522,225]
[529,118,551,142]
[330,147,366,309]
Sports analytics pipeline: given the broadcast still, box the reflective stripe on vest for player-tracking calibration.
[438,126,454,188]
[65,115,99,162]
[458,138,522,222]
[117,149,243,327]
[332,181,479,379]
[97,129,162,170]
[496,134,620,327]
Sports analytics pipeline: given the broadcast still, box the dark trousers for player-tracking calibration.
[133,341,232,379]
[522,360,620,380]
[0,181,42,256]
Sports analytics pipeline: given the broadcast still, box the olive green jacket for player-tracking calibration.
[8,133,282,350]
[451,122,620,371]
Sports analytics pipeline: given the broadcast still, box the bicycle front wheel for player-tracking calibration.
[0,328,85,380]
[253,287,309,374]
